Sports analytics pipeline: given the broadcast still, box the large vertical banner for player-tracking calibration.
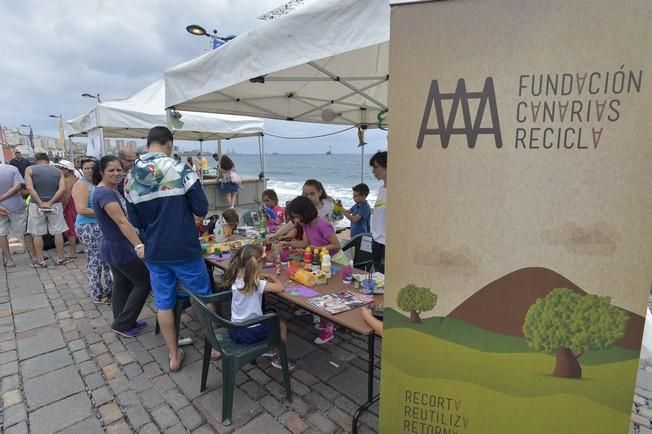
[379,0,652,433]
[86,127,104,158]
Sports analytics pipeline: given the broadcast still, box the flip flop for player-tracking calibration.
[31,260,47,268]
[54,257,73,265]
[170,349,185,372]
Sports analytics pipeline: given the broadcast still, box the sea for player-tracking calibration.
[210,153,381,209]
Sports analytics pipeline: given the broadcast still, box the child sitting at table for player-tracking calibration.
[223,244,295,369]
[342,183,371,238]
[222,208,239,236]
[285,195,349,345]
[262,189,285,234]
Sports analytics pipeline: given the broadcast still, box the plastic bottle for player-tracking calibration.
[312,248,320,272]
[303,247,313,270]
[342,260,353,284]
[321,251,331,279]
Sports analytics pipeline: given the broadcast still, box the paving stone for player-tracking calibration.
[106,420,132,434]
[109,377,131,395]
[117,390,140,408]
[68,339,86,352]
[0,360,18,376]
[100,402,124,425]
[132,350,154,365]
[172,359,221,399]
[281,411,309,434]
[19,348,73,379]
[73,348,91,363]
[153,374,178,392]
[5,421,28,434]
[3,389,24,407]
[92,386,114,406]
[247,367,271,384]
[11,294,49,312]
[124,361,143,379]
[89,341,108,355]
[130,374,155,393]
[84,372,106,390]
[178,404,203,431]
[191,425,215,434]
[78,360,99,375]
[307,412,337,433]
[16,327,65,360]
[290,378,311,397]
[13,307,55,332]
[333,395,359,416]
[0,349,17,365]
[143,361,163,377]
[0,338,16,352]
[260,394,286,417]
[165,424,189,434]
[304,391,332,412]
[125,403,152,429]
[29,392,93,434]
[292,369,319,386]
[1,374,20,395]
[327,407,353,431]
[103,363,122,380]
[96,352,114,367]
[299,351,347,382]
[164,388,191,411]
[194,387,259,430]
[3,401,27,427]
[138,423,161,434]
[151,404,182,429]
[59,416,104,434]
[328,366,378,405]
[240,380,268,400]
[140,387,165,409]
[115,351,134,365]
[312,382,339,400]
[288,397,311,417]
[236,412,290,434]
[24,365,85,409]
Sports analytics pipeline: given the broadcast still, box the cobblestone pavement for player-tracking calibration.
[0,250,380,433]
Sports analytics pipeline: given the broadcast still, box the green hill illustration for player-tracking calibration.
[381,267,643,433]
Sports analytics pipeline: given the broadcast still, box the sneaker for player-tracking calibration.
[313,329,335,345]
[134,320,147,329]
[112,327,140,338]
[312,315,321,324]
[271,357,296,370]
[314,323,336,331]
[261,351,277,358]
[294,308,310,316]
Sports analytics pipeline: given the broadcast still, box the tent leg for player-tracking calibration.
[361,145,365,184]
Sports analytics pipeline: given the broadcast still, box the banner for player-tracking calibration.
[379,0,651,433]
[86,127,104,158]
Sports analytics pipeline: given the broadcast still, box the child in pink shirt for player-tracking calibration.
[262,189,285,234]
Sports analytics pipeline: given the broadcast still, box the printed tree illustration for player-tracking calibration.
[523,288,628,379]
[397,284,437,323]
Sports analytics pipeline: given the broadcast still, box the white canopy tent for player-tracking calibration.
[68,79,264,141]
[164,0,389,128]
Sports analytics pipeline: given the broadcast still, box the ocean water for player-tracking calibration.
[212,153,381,208]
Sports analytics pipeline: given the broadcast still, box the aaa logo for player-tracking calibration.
[417,77,502,149]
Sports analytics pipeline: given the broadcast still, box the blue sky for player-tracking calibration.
[0,0,388,154]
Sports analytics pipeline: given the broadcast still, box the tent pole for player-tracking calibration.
[260,134,266,189]
[217,139,222,160]
[361,145,365,183]
[199,139,204,183]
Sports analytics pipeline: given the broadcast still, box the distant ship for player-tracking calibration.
[326,145,332,155]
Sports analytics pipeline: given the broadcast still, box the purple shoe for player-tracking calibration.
[134,320,147,329]
[112,327,140,338]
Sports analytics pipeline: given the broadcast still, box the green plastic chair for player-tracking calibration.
[189,291,292,426]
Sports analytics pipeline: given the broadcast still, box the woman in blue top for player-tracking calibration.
[92,156,150,338]
[72,157,112,304]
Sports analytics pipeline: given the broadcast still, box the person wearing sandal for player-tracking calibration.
[0,163,28,268]
[73,157,113,304]
[93,156,150,338]
[124,127,213,373]
[24,153,71,267]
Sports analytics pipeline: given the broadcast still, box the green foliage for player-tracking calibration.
[397,284,437,313]
[523,288,629,355]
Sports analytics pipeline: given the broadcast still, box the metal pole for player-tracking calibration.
[260,134,266,189]
[361,145,365,184]
[199,139,204,183]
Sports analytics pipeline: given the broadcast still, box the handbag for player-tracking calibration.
[229,170,241,185]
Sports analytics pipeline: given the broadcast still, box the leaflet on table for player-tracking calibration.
[307,291,374,315]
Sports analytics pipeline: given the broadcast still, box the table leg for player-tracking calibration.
[352,334,380,434]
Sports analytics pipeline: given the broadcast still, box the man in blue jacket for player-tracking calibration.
[125,126,210,372]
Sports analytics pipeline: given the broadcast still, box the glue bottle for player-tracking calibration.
[303,247,312,270]
[321,251,331,279]
[312,248,320,272]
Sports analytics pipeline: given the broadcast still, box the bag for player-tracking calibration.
[213,215,227,242]
[229,170,241,185]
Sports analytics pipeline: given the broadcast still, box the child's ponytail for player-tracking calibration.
[223,244,263,295]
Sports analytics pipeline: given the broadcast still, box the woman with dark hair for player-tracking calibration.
[72,157,113,304]
[219,155,240,208]
[92,156,150,338]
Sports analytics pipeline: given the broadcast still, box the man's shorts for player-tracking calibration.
[27,202,68,236]
[0,207,27,237]
[146,258,212,311]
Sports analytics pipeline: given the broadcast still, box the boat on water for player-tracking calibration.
[326,145,332,155]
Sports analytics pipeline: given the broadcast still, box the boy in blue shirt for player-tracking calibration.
[343,183,371,238]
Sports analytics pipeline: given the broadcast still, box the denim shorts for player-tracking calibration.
[146,258,212,310]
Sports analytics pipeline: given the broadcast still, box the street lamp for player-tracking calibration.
[20,124,34,151]
[185,24,235,49]
[48,114,68,158]
[81,93,101,103]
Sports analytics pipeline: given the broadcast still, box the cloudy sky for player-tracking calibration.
[0,0,388,154]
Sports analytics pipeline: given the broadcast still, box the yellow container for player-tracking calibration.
[290,269,317,287]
